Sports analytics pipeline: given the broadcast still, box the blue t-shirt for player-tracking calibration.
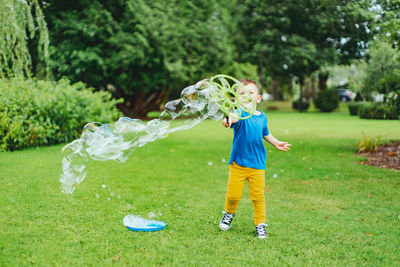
[228,110,269,169]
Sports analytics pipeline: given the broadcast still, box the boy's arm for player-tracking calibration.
[222,114,239,128]
[263,133,292,151]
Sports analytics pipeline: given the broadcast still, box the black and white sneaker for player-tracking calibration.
[219,211,235,231]
[255,223,268,239]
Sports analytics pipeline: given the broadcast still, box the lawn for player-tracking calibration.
[0,111,399,266]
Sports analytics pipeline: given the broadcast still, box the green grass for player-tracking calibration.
[0,112,399,266]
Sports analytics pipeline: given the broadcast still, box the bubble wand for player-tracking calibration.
[207,74,256,121]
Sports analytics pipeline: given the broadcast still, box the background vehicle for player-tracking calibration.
[338,88,355,102]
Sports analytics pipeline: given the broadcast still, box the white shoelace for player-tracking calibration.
[256,223,268,235]
[221,211,234,224]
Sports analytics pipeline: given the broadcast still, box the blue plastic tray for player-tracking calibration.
[123,215,167,232]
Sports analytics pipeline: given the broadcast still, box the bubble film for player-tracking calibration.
[60,74,254,194]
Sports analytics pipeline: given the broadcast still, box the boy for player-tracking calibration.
[220,78,291,239]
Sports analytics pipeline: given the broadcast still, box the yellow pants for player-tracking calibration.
[225,161,266,225]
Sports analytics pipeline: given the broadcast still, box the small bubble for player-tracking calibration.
[148,212,156,218]
[110,192,115,197]
[117,195,121,199]
[221,158,226,163]
[96,193,99,198]
[107,197,110,201]
[208,161,213,166]
[273,174,278,178]
[102,184,106,189]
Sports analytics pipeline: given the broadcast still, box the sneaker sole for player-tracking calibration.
[219,224,231,231]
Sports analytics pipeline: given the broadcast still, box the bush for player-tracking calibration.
[0,78,121,151]
[348,102,362,115]
[358,102,385,119]
[385,90,400,120]
[292,101,310,112]
[358,99,399,120]
[313,89,339,112]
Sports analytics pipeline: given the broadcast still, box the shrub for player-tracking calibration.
[348,102,362,115]
[358,100,399,120]
[385,90,400,120]
[358,102,385,119]
[292,101,310,112]
[313,89,339,112]
[0,78,121,151]
[358,132,383,153]
[354,92,363,102]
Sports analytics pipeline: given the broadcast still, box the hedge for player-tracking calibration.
[0,78,121,151]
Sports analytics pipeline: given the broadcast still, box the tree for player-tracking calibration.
[0,0,49,78]
[362,41,399,96]
[233,0,375,99]
[374,0,400,49]
[44,0,234,117]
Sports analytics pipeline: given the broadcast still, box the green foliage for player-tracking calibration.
[357,99,399,120]
[313,89,339,112]
[292,101,310,112]
[0,0,49,78]
[45,0,234,116]
[223,62,261,87]
[0,78,121,151]
[361,41,399,96]
[379,71,400,94]
[348,102,362,115]
[326,62,367,97]
[234,0,375,83]
[358,102,386,119]
[374,0,400,49]
[384,90,400,120]
[358,132,383,153]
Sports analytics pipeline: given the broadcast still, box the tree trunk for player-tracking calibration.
[116,88,170,119]
[258,69,265,89]
[299,76,305,101]
[305,76,310,100]
[318,72,328,91]
[299,83,303,101]
[311,76,316,99]
[272,77,280,101]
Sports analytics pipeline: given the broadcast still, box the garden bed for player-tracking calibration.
[359,141,400,170]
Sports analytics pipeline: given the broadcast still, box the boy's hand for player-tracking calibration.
[274,141,292,151]
[222,117,231,128]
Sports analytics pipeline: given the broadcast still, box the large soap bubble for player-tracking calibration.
[60,74,255,194]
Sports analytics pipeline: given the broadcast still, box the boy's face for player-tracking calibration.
[238,83,262,108]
